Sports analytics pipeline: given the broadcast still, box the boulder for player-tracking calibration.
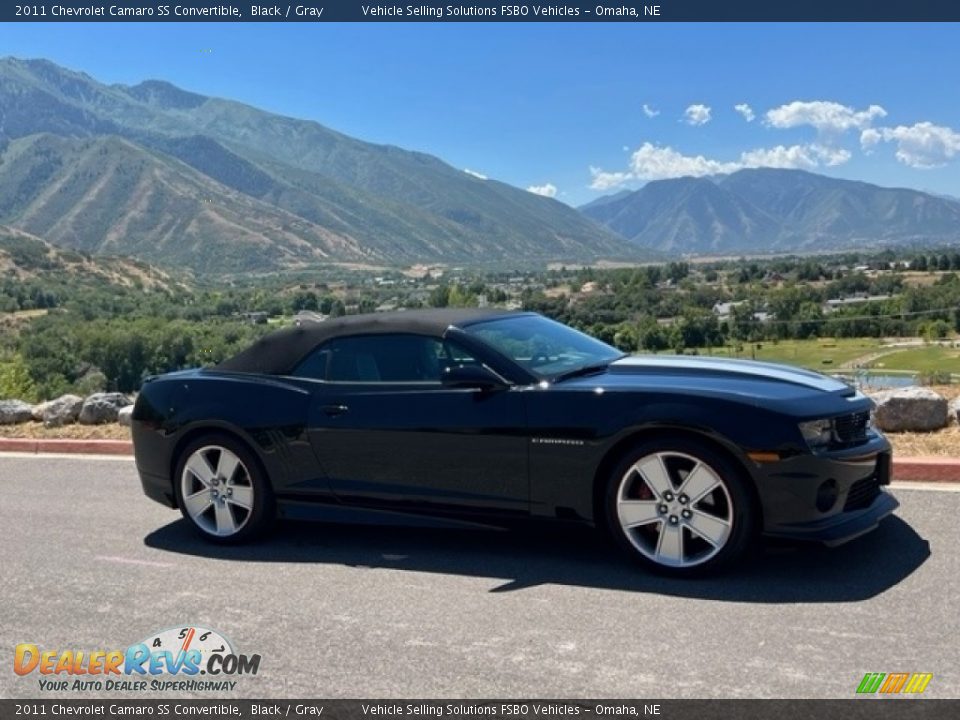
[952,397,960,425]
[78,392,132,425]
[0,399,33,425]
[31,401,51,422]
[872,387,948,432]
[42,394,84,427]
[117,405,134,428]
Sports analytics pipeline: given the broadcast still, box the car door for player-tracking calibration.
[302,333,529,516]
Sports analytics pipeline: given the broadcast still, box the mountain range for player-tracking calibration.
[580,169,960,255]
[3,58,959,271]
[0,57,632,273]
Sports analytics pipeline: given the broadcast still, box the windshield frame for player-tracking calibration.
[459,313,626,382]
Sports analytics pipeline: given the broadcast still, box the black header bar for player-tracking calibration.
[6,0,960,23]
[2,700,959,720]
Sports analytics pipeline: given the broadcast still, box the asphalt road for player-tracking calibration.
[1,454,957,699]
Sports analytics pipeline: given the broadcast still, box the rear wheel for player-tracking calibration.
[605,438,757,576]
[174,434,274,543]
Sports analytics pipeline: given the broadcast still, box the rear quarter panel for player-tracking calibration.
[132,371,323,505]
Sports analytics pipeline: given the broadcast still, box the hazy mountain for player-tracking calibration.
[0,57,633,273]
[581,168,960,254]
[577,189,633,213]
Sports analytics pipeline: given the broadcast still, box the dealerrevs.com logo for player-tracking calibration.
[14,625,261,693]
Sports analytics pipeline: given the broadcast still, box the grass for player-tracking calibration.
[0,422,130,440]
[868,345,960,374]
[702,338,882,370]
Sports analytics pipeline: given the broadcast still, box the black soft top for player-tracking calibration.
[215,308,523,375]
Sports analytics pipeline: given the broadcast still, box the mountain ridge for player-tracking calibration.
[0,56,634,273]
[581,168,960,254]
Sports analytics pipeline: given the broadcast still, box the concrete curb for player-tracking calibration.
[0,438,958,482]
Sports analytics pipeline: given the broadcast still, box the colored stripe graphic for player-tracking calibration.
[857,673,885,693]
[903,673,933,694]
[857,672,932,694]
[880,673,909,693]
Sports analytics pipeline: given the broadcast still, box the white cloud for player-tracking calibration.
[765,100,887,133]
[859,122,960,168]
[734,103,755,122]
[589,141,852,189]
[860,128,882,153]
[526,182,558,198]
[463,168,487,180]
[642,103,660,118]
[588,168,634,191]
[683,104,712,126]
[627,143,737,179]
[740,143,851,169]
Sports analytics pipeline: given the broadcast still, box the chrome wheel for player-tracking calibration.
[615,451,733,569]
[180,445,255,538]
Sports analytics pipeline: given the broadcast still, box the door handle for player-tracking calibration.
[322,404,349,417]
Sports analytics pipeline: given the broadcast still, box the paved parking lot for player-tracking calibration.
[1,454,957,699]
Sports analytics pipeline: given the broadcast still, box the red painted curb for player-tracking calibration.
[893,457,960,483]
[0,438,44,453]
[0,439,957,481]
[0,438,133,455]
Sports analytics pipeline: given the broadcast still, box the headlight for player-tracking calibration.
[799,418,833,448]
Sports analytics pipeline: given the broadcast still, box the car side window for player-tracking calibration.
[294,334,478,383]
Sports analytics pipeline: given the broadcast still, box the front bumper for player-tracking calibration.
[755,433,898,545]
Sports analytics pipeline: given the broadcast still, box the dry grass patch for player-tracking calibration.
[0,422,130,440]
[888,426,960,457]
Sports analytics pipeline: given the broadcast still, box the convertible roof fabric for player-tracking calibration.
[215,308,521,375]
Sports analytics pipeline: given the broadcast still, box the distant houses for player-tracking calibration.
[823,293,894,312]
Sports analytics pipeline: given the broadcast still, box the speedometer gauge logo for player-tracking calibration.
[140,625,235,669]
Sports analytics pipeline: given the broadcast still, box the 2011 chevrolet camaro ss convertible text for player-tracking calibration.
[132,309,898,576]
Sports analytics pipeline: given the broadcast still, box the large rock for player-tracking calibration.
[117,405,134,428]
[0,399,33,424]
[872,387,948,432]
[951,397,960,425]
[42,394,84,427]
[31,401,50,421]
[79,392,132,425]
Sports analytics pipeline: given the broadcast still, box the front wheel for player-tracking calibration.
[604,439,757,577]
[174,434,275,543]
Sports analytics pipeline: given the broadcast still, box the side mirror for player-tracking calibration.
[441,364,507,391]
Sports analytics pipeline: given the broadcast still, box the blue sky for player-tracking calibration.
[3,22,960,205]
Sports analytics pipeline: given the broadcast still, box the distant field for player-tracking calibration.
[701,338,881,370]
[869,346,960,374]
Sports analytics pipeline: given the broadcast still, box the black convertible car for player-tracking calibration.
[132,309,897,576]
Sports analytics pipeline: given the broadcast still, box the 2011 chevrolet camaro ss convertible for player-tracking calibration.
[132,309,898,576]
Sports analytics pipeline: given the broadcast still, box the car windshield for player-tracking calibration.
[463,314,625,379]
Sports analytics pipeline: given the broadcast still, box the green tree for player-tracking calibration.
[0,355,37,402]
[429,285,451,308]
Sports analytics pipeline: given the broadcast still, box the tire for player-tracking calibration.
[604,437,758,577]
[173,433,275,543]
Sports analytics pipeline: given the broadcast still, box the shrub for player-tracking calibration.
[0,354,37,402]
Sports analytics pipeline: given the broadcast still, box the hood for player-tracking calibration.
[609,355,853,395]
